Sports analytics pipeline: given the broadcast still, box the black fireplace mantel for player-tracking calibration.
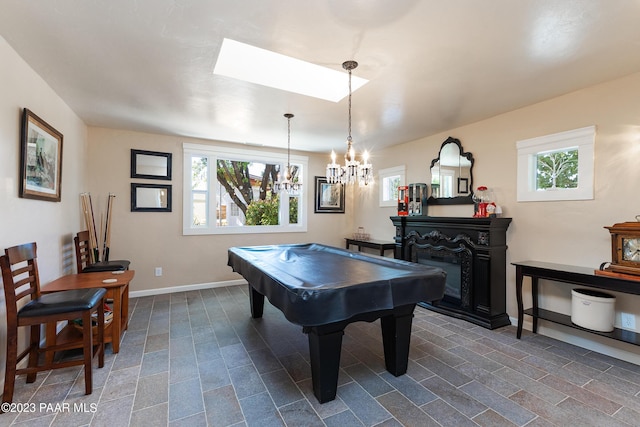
[390,216,512,329]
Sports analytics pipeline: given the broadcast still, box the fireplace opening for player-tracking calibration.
[410,240,473,309]
[417,253,462,304]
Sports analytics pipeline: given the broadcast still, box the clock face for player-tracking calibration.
[622,238,640,262]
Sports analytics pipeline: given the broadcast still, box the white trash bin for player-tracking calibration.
[571,288,616,332]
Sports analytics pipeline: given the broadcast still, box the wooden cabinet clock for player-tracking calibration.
[604,219,640,276]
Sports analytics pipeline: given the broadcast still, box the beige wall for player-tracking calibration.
[355,72,640,362]
[0,36,89,381]
[86,128,353,293]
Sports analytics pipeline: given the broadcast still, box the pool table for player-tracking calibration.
[227,243,446,403]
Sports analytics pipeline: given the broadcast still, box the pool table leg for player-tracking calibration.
[248,285,264,318]
[380,304,415,376]
[305,325,345,404]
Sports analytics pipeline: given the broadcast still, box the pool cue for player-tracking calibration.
[84,193,95,263]
[99,211,104,261]
[81,193,97,263]
[88,194,99,262]
[82,192,100,263]
[103,193,114,261]
[102,196,109,262]
[80,194,88,241]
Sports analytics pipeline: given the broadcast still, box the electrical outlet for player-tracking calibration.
[621,312,636,330]
[155,267,162,277]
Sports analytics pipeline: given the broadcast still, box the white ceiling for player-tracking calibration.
[2,1,640,154]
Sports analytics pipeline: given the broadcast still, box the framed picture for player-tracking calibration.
[314,176,344,213]
[131,183,172,212]
[19,108,63,201]
[131,149,172,180]
[457,177,469,194]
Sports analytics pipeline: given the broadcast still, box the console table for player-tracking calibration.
[345,238,395,256]
[514,261,640,345]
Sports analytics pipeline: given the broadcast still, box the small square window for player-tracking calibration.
[516,126,595,202]
[379,166,405,207]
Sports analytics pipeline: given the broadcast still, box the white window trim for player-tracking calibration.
[516,126,595,202]
[183,142,308,235]
[378,165,406,207]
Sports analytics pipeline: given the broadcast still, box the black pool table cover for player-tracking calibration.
[227,243,447,326]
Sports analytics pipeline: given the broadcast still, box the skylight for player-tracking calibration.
[213,38,368,102]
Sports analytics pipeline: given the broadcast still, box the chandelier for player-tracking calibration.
[326,60,373,186]
[275,113,300,195]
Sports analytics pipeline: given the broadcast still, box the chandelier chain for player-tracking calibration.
[348,66,352,141]
[287,114,291,168]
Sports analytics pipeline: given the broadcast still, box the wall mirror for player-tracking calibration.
[131,183,172,212]
[428,137,474,205]
[131,149,172,180]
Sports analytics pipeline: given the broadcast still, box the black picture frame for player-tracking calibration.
[131,149,172,180]
[131,183,172,212]
[458,177,469,194]
[19,108,64,202]
[314,176,344,213]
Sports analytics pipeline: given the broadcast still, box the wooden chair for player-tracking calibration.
[1,242,106,404]
[74,230,130,273]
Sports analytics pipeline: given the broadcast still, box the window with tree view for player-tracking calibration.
[517,126,594,202]
[535,148,578,190]
[183,144,307,234]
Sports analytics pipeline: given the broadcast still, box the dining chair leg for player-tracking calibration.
[82,310,93,395]
[2,327,17,405]
[97,300,105,368]
[26,325,40,383]
[45,322,58,368]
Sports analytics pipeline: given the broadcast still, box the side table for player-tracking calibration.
[42,270,135,353]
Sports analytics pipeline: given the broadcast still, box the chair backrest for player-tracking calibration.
[74,230,92,273]
[0,242,41,321]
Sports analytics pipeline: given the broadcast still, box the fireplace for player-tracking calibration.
[391,216,511,329]
[409,230,472,309]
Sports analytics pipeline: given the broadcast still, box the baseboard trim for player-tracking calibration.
[509,315,640,365]
[129,279,246,298]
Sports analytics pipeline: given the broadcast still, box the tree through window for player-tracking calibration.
[536,149,578,190]
[216,159,278,225]
[183,143,308,234]
[516,126,594,202]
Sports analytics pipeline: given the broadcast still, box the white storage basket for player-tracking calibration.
[571,288,615,332]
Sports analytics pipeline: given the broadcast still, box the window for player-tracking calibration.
[535,149,578,190]
[439,169,455,198]
[516,126,595,202]
[183,143,308,235]
[378,166,406,207]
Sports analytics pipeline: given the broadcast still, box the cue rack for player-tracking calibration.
[80,192,116,263]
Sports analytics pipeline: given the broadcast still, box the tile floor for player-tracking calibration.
[2,285,640,426]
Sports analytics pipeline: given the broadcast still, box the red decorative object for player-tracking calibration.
[473,186,496,217]
[398,186,408,216]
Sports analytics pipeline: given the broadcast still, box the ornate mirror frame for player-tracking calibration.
[428,137,474,205]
